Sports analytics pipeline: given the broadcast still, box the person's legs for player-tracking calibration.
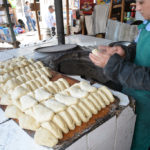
[28,16,36,31]
[32,19,36,27]
[51,27,56,36]
[26,16,31,31]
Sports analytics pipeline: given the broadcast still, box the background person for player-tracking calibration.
[24,1,36,31]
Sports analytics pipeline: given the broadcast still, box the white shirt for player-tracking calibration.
[45,12,56,28]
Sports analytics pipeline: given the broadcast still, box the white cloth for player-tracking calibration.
[93,4,110,34]
[45,12,56,29]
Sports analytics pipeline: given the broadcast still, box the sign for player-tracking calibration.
[96,0,110,4]
[80,0,94,15]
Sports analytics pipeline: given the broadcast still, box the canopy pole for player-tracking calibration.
[54,0,65,45]
[34,0,41,40]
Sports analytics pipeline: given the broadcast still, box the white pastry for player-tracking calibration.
[4,78,21,92]
[41,121,63,139]
[91,93,106,108]
[88,95,101,111]
[59,111,75,130]
[68,86,88,98]
[58,78,70,88]
[80,98,98,114]
[33,104,54,122]
[5,105,23,119]
[27,81,38,91]
[52,114,69,134]
[44,85,56,94]
[55,93,79,106]
[41,67,52,77]
[55,80,66,91]
[79,81,97,92]
[19,114,40,131]
[43,99,66,113]
[14,69,22,76]
[0,94,12,105]
[20,68,27,74]
[71,104,89,123]
[47,82,60,93]
[99,86,115,103]
[20,95,37,110]
[12,86,28,99]
[34,127,58,147]
[98,90,110,105]
[78,101,92,119]
[67,107,82,126]
[34,88,52,102]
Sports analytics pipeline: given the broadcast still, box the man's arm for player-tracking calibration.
[104,54,150,91]
[113,42,136,62]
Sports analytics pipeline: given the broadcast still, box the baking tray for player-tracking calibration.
[0,71,119,150]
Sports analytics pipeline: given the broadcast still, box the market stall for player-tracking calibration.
[0,35,136,150]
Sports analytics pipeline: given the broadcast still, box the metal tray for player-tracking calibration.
[109,41,132,47]
[34,44,77,53]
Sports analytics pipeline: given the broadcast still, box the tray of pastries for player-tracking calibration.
[0,56,119,149]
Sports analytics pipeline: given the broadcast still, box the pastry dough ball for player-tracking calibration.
[52,114,69,134]
[36,61,44,68]
[55,80,66,91]
[79,81,97,92]
[12,86,28,99]
[88,95,101,111]
[14,69,22,76]
[80,98,98,115]
[92,49,99,56]
[44,85,56,94]
[4,78,21,92]
[47,82,60,93]
[33,104,54,122]
[78,101,92,120]
[41,121,63,139]
[43,99,66,113]
[71,104,89,123]
[27,81,38,91]
[20,68,27,74]
[16,76,26,83]
[68,86,88,98]
[0,73,12,83]
[41,67,52,78]
[34,127,58,147]
[5,105,23,119]
[0,94,12,105]
[20,95,37,111]
[19,114,40,131]
[97,90,110,105]
[91,93,106,108]
[58,111,75,130]
[55,93,79,106]
[34,88,52,102]
[67,107,82,126]
[99,86,115,103]
[58,78,70,88]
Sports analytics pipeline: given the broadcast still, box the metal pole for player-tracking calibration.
[34,0,42,40]
[4,0,18,48]
[66,0,70,35]
[54,0,65,45]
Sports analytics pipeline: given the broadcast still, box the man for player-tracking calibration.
[89,0,150,149]
[24,1,36,31]
[45,5,56,37]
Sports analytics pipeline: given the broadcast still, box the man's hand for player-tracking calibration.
[89,52,110,68]
[98,46,125,57]
[89,45,125,68]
